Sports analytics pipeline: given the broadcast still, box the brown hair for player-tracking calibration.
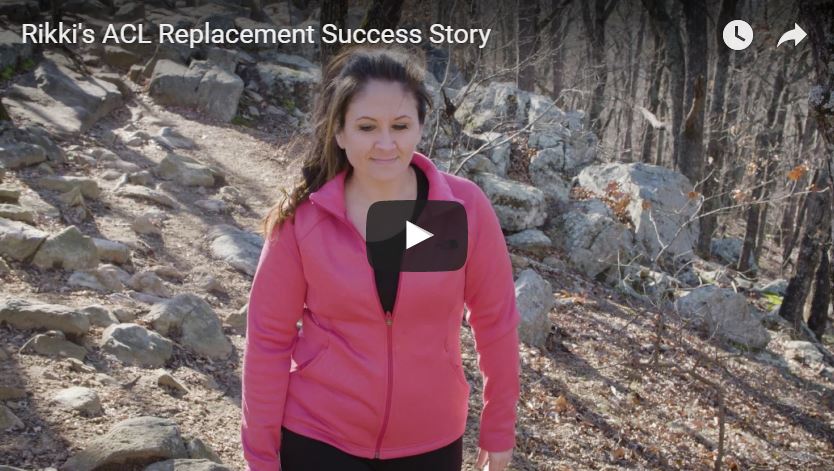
[261,46,433,239]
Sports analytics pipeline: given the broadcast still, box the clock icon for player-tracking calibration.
[723,20,753,50]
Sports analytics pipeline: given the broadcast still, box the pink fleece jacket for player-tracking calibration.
[241,152,521,470]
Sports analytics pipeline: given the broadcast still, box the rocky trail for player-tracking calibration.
[1,1,834,470]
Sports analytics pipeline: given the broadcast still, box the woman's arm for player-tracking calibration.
[241,218,307,470]
[463,188,522,453]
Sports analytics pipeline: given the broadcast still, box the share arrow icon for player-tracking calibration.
[777,23,807,47]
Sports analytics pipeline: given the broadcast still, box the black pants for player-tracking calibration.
[280,426,463,471]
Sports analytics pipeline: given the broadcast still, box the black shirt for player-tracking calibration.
[373,164,429,314]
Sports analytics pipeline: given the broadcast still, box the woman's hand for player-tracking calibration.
[475,447,513,470]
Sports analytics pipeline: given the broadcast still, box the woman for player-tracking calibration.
[241,46,520,471]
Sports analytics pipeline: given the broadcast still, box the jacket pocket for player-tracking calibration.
[443,342,470,389]
[291,338,330,375]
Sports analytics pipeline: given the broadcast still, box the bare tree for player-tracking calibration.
[320,0,347,66]
[581,0,619,134]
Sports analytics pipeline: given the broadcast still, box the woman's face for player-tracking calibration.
[335,80,423,184]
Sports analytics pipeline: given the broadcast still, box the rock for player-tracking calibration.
[185,437,222,463]
[0,185,21,203]
[18,190,60,218]
[577,163,700,264]
[80,305,119,327]
[0,404,23,431]
[0,346,7,361]
[0,203,34,223]
[69,264,129,292]
[3,51,123,137]
[0,217,47,260]
[155,154,217,187]
[155,127,194,150]
[0,29,34,69]
[454,82,531,132]
[460,131,511,176]
[514,269,554,348]
[20,330,87,360]
[756,279,788,297]
[93,238,131,264]
[146,294,232,359]
[115,184,178,208]
[254,60,319,113]
[35,175,100,199]
[144,459,230,471]
[99,324,174,368]
[617,264,679,302]
[129,271,172,298]
[528,147,574,205]
[0,142,47,169]
[0,256,9,276]
[149,60,243,122]
[32,225,99,270]
[103,45,143,70]
[127,170,155,186]
[218,186,245,206]
[506,229,552,254]
[473,172,547,231]
[784,341,824,366]
[155,370,189,396]
[0,386,26,400]
[88,147,141,173]
[114,1,145,22]
[206,47,239,73]
[149,265,185,282]
[674,286,770,350]
[208,225,264,276]
[52,386,103,416]
[195,199,227,213]
[0,299,89,336]
[710,237,756,270]
[225,304,247,332]
[132,213,163,235]
[61,416,188,471]
[548,199,636,282]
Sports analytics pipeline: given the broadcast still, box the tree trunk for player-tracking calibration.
[582,0,618,135]
[550,1,571,106]
[360,0,404,30]
[679,0,707,186]
[808,248,831,341]
[517,0,539,91]
[697,0,737,257]
[320,0,348,66]
[641,23,664,164]
[642,0,685,166]
[622,10,646,163]
[780,0,834,340]
[738,54,790,273]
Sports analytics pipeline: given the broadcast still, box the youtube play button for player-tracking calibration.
[366,200,467,272]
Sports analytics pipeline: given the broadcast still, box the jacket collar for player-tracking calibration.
[309,152,462,222]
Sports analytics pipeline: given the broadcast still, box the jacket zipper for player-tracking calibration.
[311,198,404,459]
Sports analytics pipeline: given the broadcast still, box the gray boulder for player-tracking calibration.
[528,147,575,205]
[52,386,103,416]
[0,203,34,224]
[473,172,546,231]
[115,184,178,209]
[710,237,756,270]
[20,330,87,360]
[208,225,264,276]
[514,269,553,348]
[783,340,823,366]
[455,82,531,132]
[0,141,46,169]
[674,286,770,350]
[506,229,552,255]
[0,298,89,336]
[155,154,217,187]
[32,225,99,270]
[144,459,230,471]
[3,51,122,137]
[0,29,34,71]
[93,238,131,265]
[254,59,320,113]
[577,163,700,264]
[0,404,23,431]
[35,175,100,199]
[549,199,636,282]
[61,416,188,471]
[146,294,232,359]
[149,60,243,122]
[100,323,174,368]
[0,218,46,260]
